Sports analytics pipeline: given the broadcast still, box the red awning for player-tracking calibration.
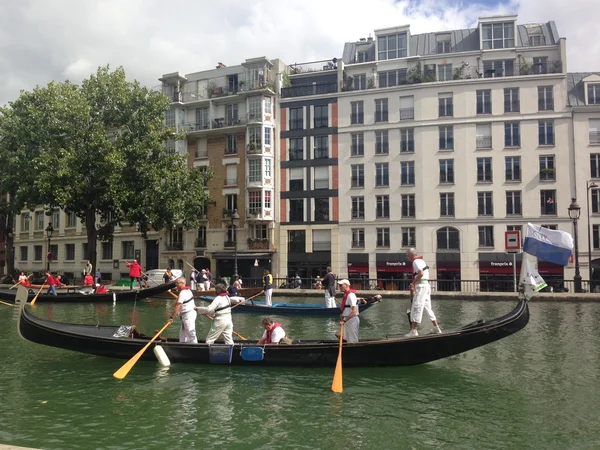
[348,265,369,274]
[479,261,520,274]
[376,263,412,273]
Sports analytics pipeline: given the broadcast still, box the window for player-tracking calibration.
[351,228,365,248]
[438,64,452,81]
[264,159,271,178]
[289,199,304,222]
[314,136,329,159]
[122,241,134,259]
[289,168,304,191]
[314,167,329,189]
[592,189,600,213]
[589,84,600,105]
[507,225,523,241]
[289,138,303,161]
[196,108,209,129]
[165,109,176,127]
[248,191,262,213]
[399,96,414,120]
[529,33,545,46]
[82,243,87,260]
[225,194,238,213]
[401,161,415,185]
[353,74,367,90]
[375,99,388,122]
[351,101,364,124]
[440,193,455,217]
[533,56,548,74]
[375,131,389,154]
[539,121,555,146]
[478,226,494,247]
[438,93,453,117]
[589,120,600,145]
[505,156,521,182]
[439,159,454,184]
[21,213,30,232]
[66,211,77,228]
[504,88,520,113]
[377,32,408,60]
[541,224,558,231]
[351,197,365,219]
[400,128,414,153]
[376,228,390,247]
[250,224,268,241]
[538,86,554,111]
[505,122,520,147]
[101,242,113,260]
[20,246,28,261]
[436,34,452,53]
[375,163,389,186]
[351,133,364,156]
[376,195,390,218]
[379,69,407,88]
[248,159,261,183]
[52,210,60,229]
[506,191,522,215]
[34,245,42,261]
[482,22,515,49]
[439,126,454,150]
[248,127,261,148]
[476,124,492,149]
[351,165,364,188]
[478,192,493,216]
[288,230,305,252]
[225,164,237,186]
[477,158,493,182]
[539,156,556,180]
[49,244,58,261]
[594,225,600,249]
[314,105,328,128]
[65,243,75,261]
[402,227,416,247]
[437,227,460,250]
[591,154,600,178]
[314,198,330,221]
[226,103,238,126]
[265,191,271,209]
[289,107,303,130]
[483,60,514,77]
[477,90,492,114]
[264,127,271,147]
[248,96,261,120]
[401,194,415,218]
[540,190,557,215]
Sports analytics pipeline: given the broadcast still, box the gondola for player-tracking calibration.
[154,286,263,299]
[196,294,383,315]
[17,297,530,367]
[0,281,176,304]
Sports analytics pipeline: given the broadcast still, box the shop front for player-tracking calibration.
[347,253,370,289]
[479,252,522,292]
[213,252,272,287]
[537,259,565,291]
[376,253,412,291]
[287,251,331,289]
[436,252,461,291]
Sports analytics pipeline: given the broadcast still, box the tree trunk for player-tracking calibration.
[85,207,98,277]
[5,212,15,276]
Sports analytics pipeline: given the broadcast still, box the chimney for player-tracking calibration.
[359,37,366,42]
[367,34,373,42]
[216,62,227,69]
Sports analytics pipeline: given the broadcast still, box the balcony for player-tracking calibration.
[350,113,364,125]
[476,136,492,149]
[248,239,269,250]
[224,240,235,248]
[184,115,248,134]
[340,76,376,92]
[281,81,338,99]
[166,243,183,251]
[247,209,262,219]
[538,99,554,111]
[247,142,263,154]
[399,108,414,120]
[504,100,520,113]
[590,132,600,145]
[289,59,338,74]
[195,238,207,248]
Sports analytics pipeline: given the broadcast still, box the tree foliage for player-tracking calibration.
[0,66,212,273]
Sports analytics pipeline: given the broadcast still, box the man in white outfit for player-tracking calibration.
[322,267,337,308]
[194,283,244,344]
[337,279,360,343]
[405,248,442,337]
[169,277,198,343]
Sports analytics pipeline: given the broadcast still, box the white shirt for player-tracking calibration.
[341,292,359,318]
[195,294,242,317]
[261,326,286,344]
[177,289,195,314]
[412,258,429,281]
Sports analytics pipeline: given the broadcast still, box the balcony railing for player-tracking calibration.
[224,240,235,248]
[375,111,389,122]
[248,239,270,250]
[195,238,207,248]
[184,115,248,133]
[590,132,600,144]
[538,99,554,111]
[224,178,238,186]
[340,77,376,92]
[350,113,364,124]
[314,148,329,159]
[399,108,414,120]
[247,142,263,154]
[504,100,520,113]
[166,243,183,251]
[476,136,492,149]
[281,81,338,99]
[289,59,338,74]
[195,148,208,159]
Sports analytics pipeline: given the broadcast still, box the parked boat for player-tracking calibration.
[155,286,263,299]
[0,282,176,304]
[17,298,529,367]
[196,294,383,315]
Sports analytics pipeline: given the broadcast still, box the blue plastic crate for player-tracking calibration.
[208,345,233,364]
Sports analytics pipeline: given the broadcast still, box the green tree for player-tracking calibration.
[0,66,212,274]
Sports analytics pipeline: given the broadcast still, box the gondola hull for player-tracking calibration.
[17,299,530,367]
[154,287,263,299]
[0,282,176,304]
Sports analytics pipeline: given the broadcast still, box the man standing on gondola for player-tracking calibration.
[169,277,197,343]
[263,269,273,306]
[194,283,244,344]
[126,259,142,290]
[337,279,359,343]
[405,248,442,337]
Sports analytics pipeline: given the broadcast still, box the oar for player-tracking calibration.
[30,283,46,306]
[113,320,173,380]
[331,323,344,393]
[245,290,263,305]
[10,273,33,289]
[0,300,14,307]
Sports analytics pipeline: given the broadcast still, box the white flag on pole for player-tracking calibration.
[520,254,547,298]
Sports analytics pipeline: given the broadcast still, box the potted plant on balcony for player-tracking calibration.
[367,77,375,89]
[282,72,292,88]
[247,237,254,244]
[206,81,216,98]
[540,168,556,178]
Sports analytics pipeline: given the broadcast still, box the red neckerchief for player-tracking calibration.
[412,256,423,281]
[340,289,357,312]
[266,323,282,343]
[217,292,228,297]
[180,286,191,290]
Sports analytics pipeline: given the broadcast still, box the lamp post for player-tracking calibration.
[45,223,54,272]
[229,209,240,281]
[568,197,582,293]
[587,181,598,291]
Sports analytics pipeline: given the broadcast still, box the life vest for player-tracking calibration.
[266,322,283,344]
[263,274,273,289]
[340,289,357,312]
[95,285,108,294]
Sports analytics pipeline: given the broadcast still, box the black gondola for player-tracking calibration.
[18,298,530,367]
[0,282,176,304]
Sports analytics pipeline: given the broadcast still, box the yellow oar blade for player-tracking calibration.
[113,321,172,380]
[331,324,344,393]
[30,283,46,306]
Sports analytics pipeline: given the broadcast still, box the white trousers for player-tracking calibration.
[411,283,437,324]
[264,288,273,306]
[342,316,360,343]
[325,292,336,308]
[204,281,211,291]
[206,315,234,345]
[179,310,198,343]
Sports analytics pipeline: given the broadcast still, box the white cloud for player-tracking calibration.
[0,0,597,105]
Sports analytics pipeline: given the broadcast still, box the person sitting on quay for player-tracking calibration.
[257,317,288,345]
[337,279,360,343]
[405,248,442,337]
[194,283,245,345]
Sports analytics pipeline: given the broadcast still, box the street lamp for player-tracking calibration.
[45,223,54,272]
[229,209,240,281]
[587,181,598,291]
[568,197,582,293]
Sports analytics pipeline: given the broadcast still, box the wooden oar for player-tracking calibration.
[30,283,46,306]
[0,300,14,307]
[9,281,22,290]
[331,323,344,393]
[245,290,263,305]
[113,320,173,380]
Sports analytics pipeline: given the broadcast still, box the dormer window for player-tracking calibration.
[589,84,600,105]
[436,34,452,54]
[377,33,408,60]
[482,22,515,49]
[527,25,545,46]
[357,51,368,63]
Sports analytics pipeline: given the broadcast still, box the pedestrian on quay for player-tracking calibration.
[405,248,441,337]
[337,279,360,343]
[169,277,197,343]
[95,268,102,284]
[322,267,337,308]
[126,259,142,290]
[263,269,273,307]
[194,283,244,344]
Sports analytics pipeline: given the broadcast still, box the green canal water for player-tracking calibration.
[1,296,599,450]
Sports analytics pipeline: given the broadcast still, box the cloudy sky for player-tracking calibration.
[0,0,597,106]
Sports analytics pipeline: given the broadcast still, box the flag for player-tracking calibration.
[520,256,547,298]
[523,223,574,266]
